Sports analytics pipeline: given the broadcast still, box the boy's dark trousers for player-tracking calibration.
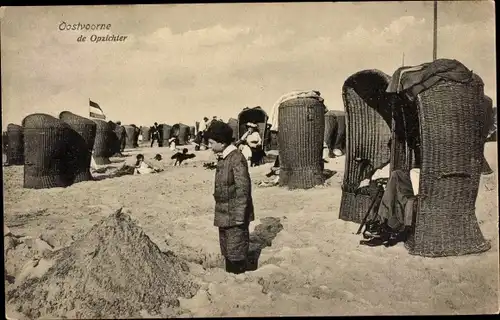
[219,223,250,274]
[151,134,160,147]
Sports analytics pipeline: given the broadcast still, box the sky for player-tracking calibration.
[1,1,496,128]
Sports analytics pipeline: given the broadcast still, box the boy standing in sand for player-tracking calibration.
[204,121,255,274]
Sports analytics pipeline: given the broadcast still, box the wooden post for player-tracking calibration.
[433,0,438,61]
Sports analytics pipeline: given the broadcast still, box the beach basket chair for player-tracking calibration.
[161,124,171,146]
[237,106,269,142]
[59,111,97,183]
[189,126,196,140]
[177,124,190,145]
[141,126,151,142]
[339,70,393,223]
[123,125,136,149]
[278,97,326,189]
[93,120,114,165]
[227,118,239,143]
[6,123,25,165]
[23,114,76,189]
[390,70,491,257]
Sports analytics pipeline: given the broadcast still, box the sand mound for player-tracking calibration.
[7,208,199,319]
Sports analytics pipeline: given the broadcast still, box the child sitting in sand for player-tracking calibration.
[134,154,162,174]
[204,120,255,274]
[171,148,196,166]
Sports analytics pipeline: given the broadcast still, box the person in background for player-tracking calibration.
[200,117,211,149]
[171,148,196,166]
[238,122,264,167]
[151,122,161,147]
[168,137,178,151]
[205,120,255,274]
[357,160,420,247]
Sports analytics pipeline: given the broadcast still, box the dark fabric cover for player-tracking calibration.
[386,58,476,99]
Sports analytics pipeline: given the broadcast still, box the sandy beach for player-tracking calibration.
[3,140,498,318]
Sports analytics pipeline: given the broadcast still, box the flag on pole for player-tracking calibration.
[89,99,106,120]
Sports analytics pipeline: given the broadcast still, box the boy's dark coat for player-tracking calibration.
[213,148,254,227]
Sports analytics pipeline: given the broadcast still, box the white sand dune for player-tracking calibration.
[3,142,499,317]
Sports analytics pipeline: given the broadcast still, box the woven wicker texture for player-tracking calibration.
[123,125,136,148]
[6,123,25,165]
[161,124,172,143]
[59,111,97,183]
[93,120,113,165]
[339,70,393,223]
[227,118,239,142]
[278,97,325,189]
[237,107,269,142]
[141,126,151,141]
[22,113,75,189]
[397,74,491,257]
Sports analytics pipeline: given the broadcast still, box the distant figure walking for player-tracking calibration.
[151,122,161,147]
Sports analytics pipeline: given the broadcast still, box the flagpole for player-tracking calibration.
[433,0,438,61]
[402,52,405,67]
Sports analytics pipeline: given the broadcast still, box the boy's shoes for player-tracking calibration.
[225,259,246,274]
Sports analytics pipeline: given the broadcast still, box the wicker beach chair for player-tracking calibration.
[278,97,326,189]
[123,125,136,149]
[227,118,239,143]
[339,69,393,223]
[237,106,269,142]
[59,111,97,183]
[390,70,491,257]
[159,124,170,146]
[93,120,114,165]
[189,126,196,140]
[177,124,190,145]
[141,126,151,142]
[6,123,25,165]
[23,114,75,189]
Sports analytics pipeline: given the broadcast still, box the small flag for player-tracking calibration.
[89,99,106,120]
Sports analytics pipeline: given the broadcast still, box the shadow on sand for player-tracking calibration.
[247,217,284,271]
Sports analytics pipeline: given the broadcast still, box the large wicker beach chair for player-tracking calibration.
[93,120,114,165]
[123,125,136,149]
[389,61,490,257]
[278,97,326,189]
[237,107,269,142]
[227,118,239,143]
[160,124,171,146]
[141,126,151,142]
[109,121,124,155]
[339,69,393,223]
[177,124,190,145]
[22,114,75,189]
[6,123,24,165]
[59,111,97,183]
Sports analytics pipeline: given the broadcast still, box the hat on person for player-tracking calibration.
[246,122,258,128]
[204,121,233,144]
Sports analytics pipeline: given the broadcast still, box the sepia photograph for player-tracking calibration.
[1,1,498,318]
